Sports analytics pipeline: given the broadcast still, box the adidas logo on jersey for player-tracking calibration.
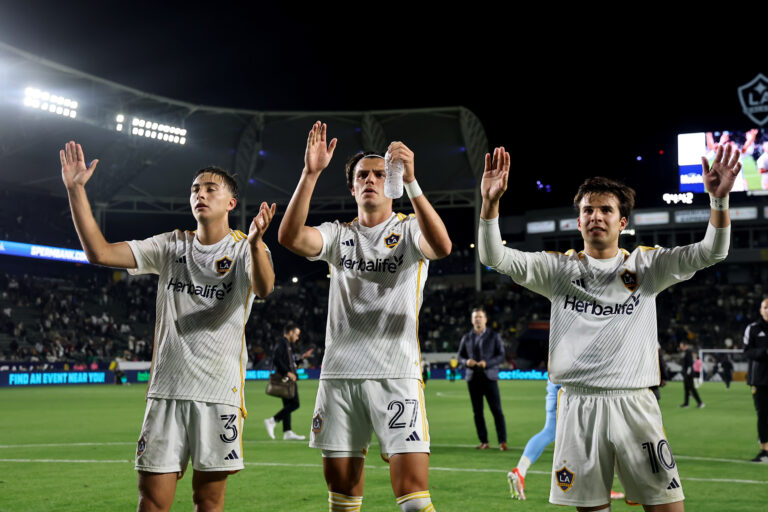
[175,255,187,264]
[666,478,680,489]
[563,294,639,316]
[341,239,355,247]
[340,254,404,274]
[405,431,421,441]
[224,450,239,461]
[571,278,586,290]
[167,277,232,300]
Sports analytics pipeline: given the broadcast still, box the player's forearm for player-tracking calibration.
[709,208,730,229]
[66,184,112,264]
[477,216,505,268]
[410,194,451,259]
[480,197,500,220]
[277,170,318,251]
[697,221,730,263]
[249,242,274,298]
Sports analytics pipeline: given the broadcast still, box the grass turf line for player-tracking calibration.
[0,380,766,511]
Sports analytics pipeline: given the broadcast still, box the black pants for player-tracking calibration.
[273,389,300,432]
[754,386,768,444]
[468,374,506,444]
[682,374,702,406]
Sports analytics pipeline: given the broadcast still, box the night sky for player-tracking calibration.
[0,3,761,212]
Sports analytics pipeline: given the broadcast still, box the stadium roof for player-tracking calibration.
[0,41,487,218]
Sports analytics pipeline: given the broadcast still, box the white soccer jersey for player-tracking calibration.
[309,212,427,379]
[480,219,729,389]
[128,229,266,412]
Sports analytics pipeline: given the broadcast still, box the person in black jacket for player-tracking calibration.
[264,323,305,441]
[744,298,768,463]
[457,307,507,450]
[679,341,704,408]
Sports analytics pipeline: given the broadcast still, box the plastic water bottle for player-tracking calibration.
[384,149,404,199]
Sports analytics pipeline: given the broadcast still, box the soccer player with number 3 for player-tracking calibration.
[60,141,275,511]
[478,144,740,511]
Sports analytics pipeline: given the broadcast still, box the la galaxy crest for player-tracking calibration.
[555,466,574,492]
[312,414,323,434]
[137,435,147,457]
[620,269,638,292]
[216,256,233,275]
[384,232,402,249]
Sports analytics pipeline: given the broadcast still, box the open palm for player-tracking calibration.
[702,144,741,197]
[304,121,337,175]
[481,147,510,202]
[60,141,98,189]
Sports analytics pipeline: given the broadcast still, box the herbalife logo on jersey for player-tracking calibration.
[167,278,232,300]
[563,294,639,316]
[340,254,404,273]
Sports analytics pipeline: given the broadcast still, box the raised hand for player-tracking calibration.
[481,147,510,203]
[387,141,415,182]
[248,201,277,245]
[304,121,337,175]
[701,144,742,197]
[60,141,99,190]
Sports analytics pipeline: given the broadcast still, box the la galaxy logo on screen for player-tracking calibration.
[738,74,768,126]
[216,256,233,275]
[555,466,574,492]
[384,232,402,249]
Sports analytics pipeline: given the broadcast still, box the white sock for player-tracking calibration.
[328,492,362,512]
[397,490,435,511]
[516,455,531,477]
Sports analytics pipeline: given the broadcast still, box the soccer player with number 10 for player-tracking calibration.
[478,144,741,511]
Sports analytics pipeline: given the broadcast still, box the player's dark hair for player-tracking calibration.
[283,322,300,335]
[193,166,239,200]
[471,306,486,315]
[345,151,384,190]
[573,177,636,220]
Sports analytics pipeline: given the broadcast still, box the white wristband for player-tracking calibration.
[404,179,423,199]
[709,194,729,211]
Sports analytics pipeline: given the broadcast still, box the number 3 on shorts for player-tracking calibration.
[220,414,238,443]
[387,399,419,429]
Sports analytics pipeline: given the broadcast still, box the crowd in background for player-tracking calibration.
[2,260,764,370]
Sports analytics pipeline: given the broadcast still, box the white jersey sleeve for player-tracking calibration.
[479,216,556,298]
[127,230,260,414]
[639,222,730,293]
[308,221,342,263]
[128,232,174,276]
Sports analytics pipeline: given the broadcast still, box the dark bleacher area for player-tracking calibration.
[2,251,764,370]
[1,188,766,369]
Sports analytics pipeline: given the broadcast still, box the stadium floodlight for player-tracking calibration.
[120,117,187,145]
[23,87,78,119]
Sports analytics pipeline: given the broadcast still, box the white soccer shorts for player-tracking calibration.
[309,379,430,457]
[135,398,244,474]
[549,386,685,507]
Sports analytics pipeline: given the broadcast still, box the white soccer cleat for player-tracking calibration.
[507,468,526,500]
[283,430,306,441]
[264,417,276,440]
[610,489,625,500]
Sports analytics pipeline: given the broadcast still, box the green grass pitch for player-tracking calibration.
[1,380,766,511]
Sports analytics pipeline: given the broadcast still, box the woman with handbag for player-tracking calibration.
[264,322,305,440]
